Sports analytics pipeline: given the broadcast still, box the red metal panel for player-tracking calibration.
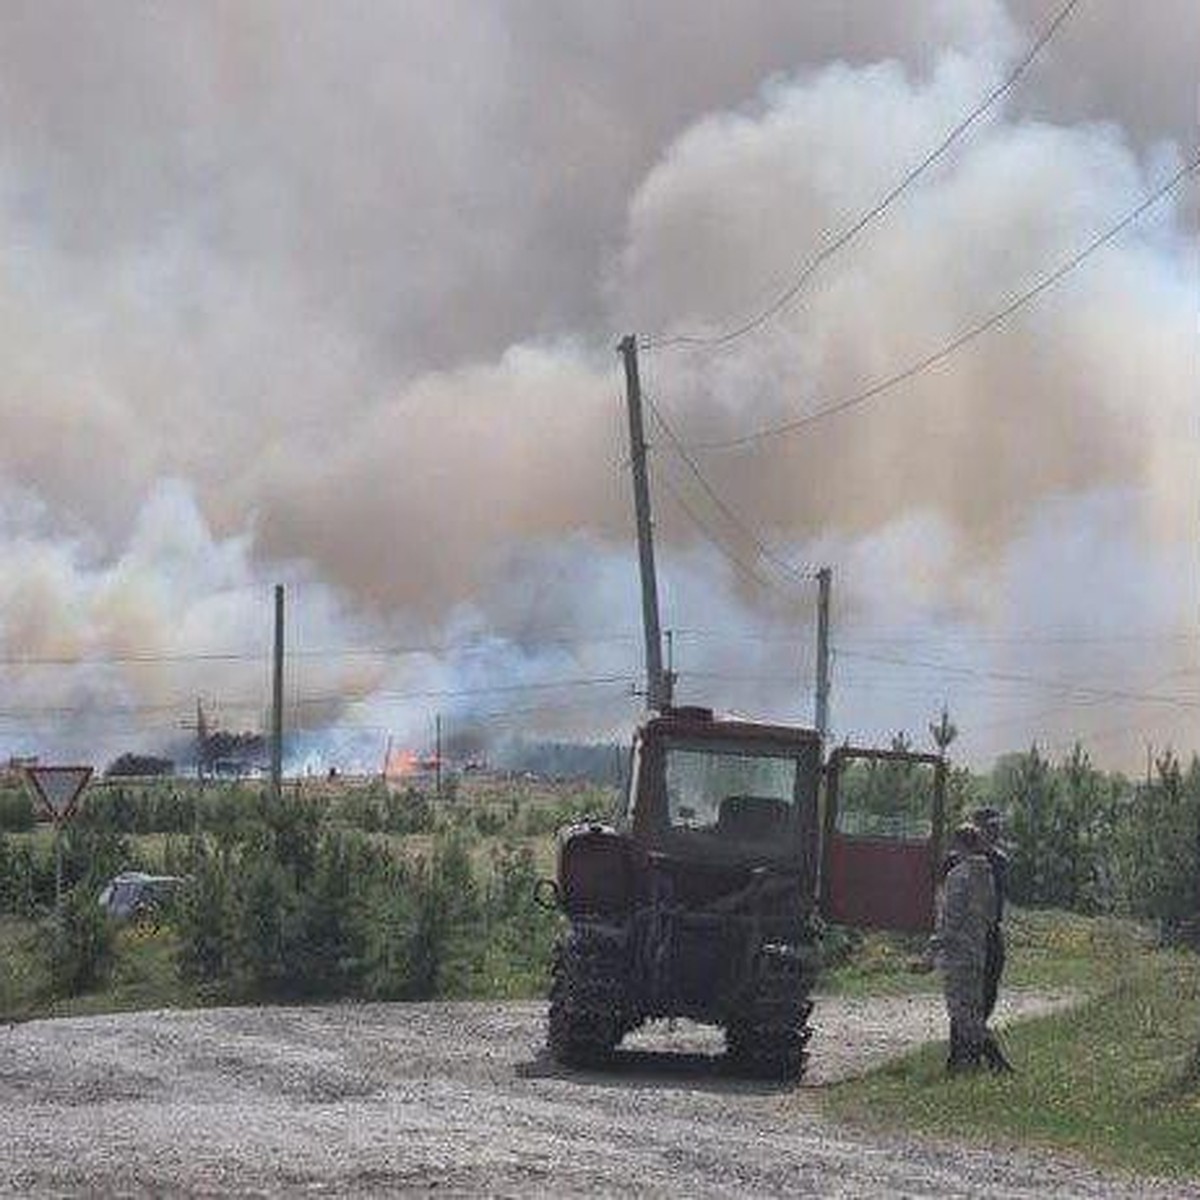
[824,834,936,932]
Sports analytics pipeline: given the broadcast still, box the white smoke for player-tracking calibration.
[0,0,1196,769]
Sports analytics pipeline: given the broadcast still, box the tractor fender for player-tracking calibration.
[557,821,643,918]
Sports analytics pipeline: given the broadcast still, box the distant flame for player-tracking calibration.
[383,747,420,779]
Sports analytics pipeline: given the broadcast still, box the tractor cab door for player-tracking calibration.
[819,747,946,933]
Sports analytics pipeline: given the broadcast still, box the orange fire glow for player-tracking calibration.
[383,747,421,779]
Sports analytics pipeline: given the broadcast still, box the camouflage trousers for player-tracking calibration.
[942,958,987,1047]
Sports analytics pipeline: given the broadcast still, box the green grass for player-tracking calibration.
[819,928,940,996]
[6,828,172,864]
[823,926,1200,1179]
[0,915,200,1022]
[0,916,47,1019]
[47,924,200,1018]
[820,907,1152,997]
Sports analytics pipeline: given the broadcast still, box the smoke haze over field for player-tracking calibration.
[0,0,1196,770]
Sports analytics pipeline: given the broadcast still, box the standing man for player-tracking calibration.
[932,824,995,1071]
[974,805,1014,1072]
[973,806,1008,1021]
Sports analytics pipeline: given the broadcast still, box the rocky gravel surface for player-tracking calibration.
[1,989,1195,1197]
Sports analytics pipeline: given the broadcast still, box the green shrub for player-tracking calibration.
[164,797,562,1005]
[518,791,614,837]
[383,788,437,835]
[46,885,115,995]
[0,838,39,916]
[233,856,296,997]
[819,923,864,970]
[0,787,35,832]
[361,865,420,1000]
[176,841,234,986]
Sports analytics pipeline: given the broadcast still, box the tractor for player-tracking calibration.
[543,706,945,1078]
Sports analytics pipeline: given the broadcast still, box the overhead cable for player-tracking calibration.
[646,396,818,587]
[644,0,1086,352]
[837,648,1200,710]
[687,149,1200,451]
[0,672,638,721]
[656,473,776,592]
[0,632,642,669]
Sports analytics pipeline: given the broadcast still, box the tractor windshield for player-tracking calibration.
[664,741,805,840]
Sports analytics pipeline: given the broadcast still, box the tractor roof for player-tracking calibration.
[640,706,820,747]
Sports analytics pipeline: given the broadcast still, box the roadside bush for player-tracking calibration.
[361,874,420,1000]
[470,841,559,996]
[82,785,198,834]
[167,795,568,1005]
[286,832,383,997]
[197,785,262,845]
[0,837,39,916]
[473,804,511,837]
[0,828,127,917]
[233,855,296,997]
[399,836,480,999]
[819,923,864,970]
[46,884,115,995]
[60,825,136,894]
[337,784,384,832]
[518,790,615,837]
[176,840,234,986]
[383,788,437,835]
[0,788,35,832]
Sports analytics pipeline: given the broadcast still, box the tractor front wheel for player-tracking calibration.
[725,945,813,1080]
[547,928,627,1067]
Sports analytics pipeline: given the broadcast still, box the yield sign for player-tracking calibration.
[26,765,93,825]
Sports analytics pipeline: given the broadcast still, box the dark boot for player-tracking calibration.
[981,1031,1014,1073]
[946,1022,981,1073]
[946,1022,962,1072]
[959,1038,983,1071]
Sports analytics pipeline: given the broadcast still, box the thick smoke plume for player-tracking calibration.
[0,0,1196,769]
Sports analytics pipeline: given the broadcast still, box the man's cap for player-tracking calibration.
[973,806,1002,826]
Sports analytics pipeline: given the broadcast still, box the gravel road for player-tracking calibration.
[1,989,1194,1197]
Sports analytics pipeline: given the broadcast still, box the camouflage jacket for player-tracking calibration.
[931,853,996,969]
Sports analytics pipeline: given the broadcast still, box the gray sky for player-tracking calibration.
[0,0,1196,768]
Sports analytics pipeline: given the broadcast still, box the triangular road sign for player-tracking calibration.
[26,765,93,825]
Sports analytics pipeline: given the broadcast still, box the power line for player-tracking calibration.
[0,632,643,669]
[644,0,1086,352]
[666,627,1200,647]
[656,473,776,591]
[334,673,637,708]
[291,690,639,734]
[647,396,818,588]
[680,669,808,688]
[836,648,1200,710]
[686,149,1200,451]
[842,630,1200,648]
[0,672,639,721]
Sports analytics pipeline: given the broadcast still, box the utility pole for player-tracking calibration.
[815,566,832,742]
[271,584,284,799]
[435,713,443,800]
[619,334,671,711]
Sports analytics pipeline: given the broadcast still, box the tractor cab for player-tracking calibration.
[620,706,944,930]
[625,707,821,866]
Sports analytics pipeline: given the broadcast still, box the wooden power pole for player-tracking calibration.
[815,566,832,741]
[619,334,672,711]
[271,583,284,798]
[435,713,443,800]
